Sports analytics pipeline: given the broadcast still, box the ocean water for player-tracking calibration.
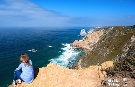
[0,27,89,87]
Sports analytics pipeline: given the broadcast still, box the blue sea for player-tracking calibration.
[0,27,89,87]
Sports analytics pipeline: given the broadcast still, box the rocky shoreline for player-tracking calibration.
[72,26,135,69]
[71,28,105,69]
[71,29,104,50]
[71,26,135,87]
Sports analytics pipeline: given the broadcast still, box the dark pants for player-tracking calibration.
[13,70,22,81]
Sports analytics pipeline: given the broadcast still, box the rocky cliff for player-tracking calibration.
[72,26,135,87]
[71,29,104,49]
[72,26,135,69]
[9,61,113,87]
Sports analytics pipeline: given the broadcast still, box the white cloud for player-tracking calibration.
[0,0,71,27]
[0,0,134,27]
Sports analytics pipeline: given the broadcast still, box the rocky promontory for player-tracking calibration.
[71,29,104,50]
[9,61,113,87]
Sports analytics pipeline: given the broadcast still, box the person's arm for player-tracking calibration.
[29,60,32,65]
[15,63,22,71]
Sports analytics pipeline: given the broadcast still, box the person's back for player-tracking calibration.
[17,60,34,83]
[13,53,34,86]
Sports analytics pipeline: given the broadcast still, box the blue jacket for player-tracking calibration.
[16,60,34,83]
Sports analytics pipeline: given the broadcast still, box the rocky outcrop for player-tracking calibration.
[71,29,104,49]
[9,61,113,87]
[80,28,87,36]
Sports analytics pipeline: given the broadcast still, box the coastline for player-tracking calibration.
[71,26,135,86]
[9,26,135,87]
[72,26,135,69]
[8,27,113,87]
[71,28,105,69]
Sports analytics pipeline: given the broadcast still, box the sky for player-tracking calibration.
[0,0,135,27]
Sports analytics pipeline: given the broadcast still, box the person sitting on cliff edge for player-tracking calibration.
[12,53,34,86]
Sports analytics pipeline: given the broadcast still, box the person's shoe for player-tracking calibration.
[17,79,22,84]
[12,80,16,87]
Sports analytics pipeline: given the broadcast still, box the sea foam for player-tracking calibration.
[49,43,80,66]
[48,45,53,47]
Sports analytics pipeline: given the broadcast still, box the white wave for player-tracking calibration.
[28,49,37,52]
[59,51,61,53]
[49,43,80,66]
[28,50,32,51]
[88,28,95,34]
[48,45,53,47]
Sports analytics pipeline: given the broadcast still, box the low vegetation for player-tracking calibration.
[105,37,135,78]
[79,26,135,68]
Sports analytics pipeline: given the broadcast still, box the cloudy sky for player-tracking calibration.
[0,0,135,27]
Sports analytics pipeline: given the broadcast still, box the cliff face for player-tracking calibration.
[9,61,113,87]
[72,26,135,68]
[102,31,135,87]
[71,29,104,49]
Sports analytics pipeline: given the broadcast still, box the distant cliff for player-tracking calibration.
[71,29,104,49]
[72,26,135,69]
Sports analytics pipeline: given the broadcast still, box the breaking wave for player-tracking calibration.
[49,43,81,66]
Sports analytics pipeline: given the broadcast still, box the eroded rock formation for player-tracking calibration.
[9,61,113,87]
[71,29,104,49]
[80,28,87,36]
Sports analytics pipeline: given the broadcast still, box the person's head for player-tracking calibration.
[20,53,31,66]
